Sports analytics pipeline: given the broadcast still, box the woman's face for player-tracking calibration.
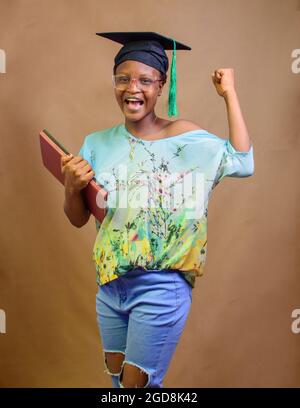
[114,60,165,121]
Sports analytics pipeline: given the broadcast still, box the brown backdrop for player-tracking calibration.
[0,0,299,387]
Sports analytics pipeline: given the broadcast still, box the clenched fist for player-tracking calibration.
[211,68,235,97]
[61,153,95,195]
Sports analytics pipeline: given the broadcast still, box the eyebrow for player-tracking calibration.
[116,72,154,76]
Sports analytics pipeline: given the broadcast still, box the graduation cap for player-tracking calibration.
[96,32,191,118]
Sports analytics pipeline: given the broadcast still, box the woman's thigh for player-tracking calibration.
[95,279,129,353]
[95,268,192,387]
[120,268,192,387]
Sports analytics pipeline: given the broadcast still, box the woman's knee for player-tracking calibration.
[119,362,150,388]
[104,351,125,375]
[103,353,150,388]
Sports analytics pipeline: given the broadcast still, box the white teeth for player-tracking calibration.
[125,99,143,104]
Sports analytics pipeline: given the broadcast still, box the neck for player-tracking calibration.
[124,111,160,138]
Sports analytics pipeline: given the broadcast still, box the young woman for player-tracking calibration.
[61,32,254,388]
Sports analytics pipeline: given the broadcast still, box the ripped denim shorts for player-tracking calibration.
[95,267,192,388]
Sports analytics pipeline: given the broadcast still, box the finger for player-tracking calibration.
[68,155,86,165]
[74,160,92,170]
[61,155,73,171]
[61,153,73,163]
[211,73,220,84]
[81,170,95,184]
[80,163,94,174]
[214,70,222,79]
[74,165,94,180]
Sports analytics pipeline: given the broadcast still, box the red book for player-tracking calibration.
[39,129,108,223]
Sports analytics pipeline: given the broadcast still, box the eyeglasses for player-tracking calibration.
[112,74,163,91]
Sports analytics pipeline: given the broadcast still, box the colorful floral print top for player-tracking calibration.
[78,123,254,289]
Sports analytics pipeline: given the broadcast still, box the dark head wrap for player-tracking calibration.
[113,40,168,76]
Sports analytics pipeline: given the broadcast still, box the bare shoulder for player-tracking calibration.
[170,119,205,133]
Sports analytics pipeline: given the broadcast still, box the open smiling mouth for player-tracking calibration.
[124,99,144,110]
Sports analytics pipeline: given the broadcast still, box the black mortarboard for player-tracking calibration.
[96,31,191,118]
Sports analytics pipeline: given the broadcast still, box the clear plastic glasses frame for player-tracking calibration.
[112,74,163,91]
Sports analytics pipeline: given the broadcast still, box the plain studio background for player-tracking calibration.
[0,0,299,387]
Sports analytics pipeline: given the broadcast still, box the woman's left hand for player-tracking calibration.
[211,68,236,97]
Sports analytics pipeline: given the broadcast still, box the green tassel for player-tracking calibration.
[168,39,179,118]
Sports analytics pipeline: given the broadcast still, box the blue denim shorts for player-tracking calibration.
[95,267,192,388]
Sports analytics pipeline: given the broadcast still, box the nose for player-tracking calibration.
[127,78,140,92]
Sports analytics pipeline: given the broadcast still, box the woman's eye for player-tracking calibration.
[141,78,152,84]
[119,77,129,83]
